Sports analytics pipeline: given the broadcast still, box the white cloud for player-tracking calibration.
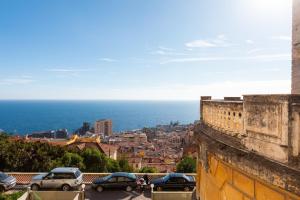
[185,34,231,48]
[160,53,290,64]
[98,58,118,62]
[0,80,289,100]
[46,68,91,72]
[151,46,187,56]
[185,40,217,48]
[0,77,35,85]
[271,36,291,41]
[246,40,254,44]
[158,46,175,51]
[45,68,92,78]
[247,48,264,55]
[151,50,187,56]
[182,80,290,99]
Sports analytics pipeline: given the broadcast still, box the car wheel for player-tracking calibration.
[184,187,190,191]
[126,185,133,192]
[31,184,40,191]
[96,186,103,193]
[156,186,163,191]
[62,184,71,191]
[0,186,5,193]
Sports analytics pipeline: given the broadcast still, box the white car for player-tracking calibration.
[0,172,16,192]
[30,167,83,191]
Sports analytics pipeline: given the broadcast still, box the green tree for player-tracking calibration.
[0,134,134,173]
[81,148,107,172]
[61,152,85,169]
[176,156,196,173]
[106,158,121,172]
[139,166,157,173]
[118,158,133,172]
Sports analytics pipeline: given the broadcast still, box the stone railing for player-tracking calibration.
[7,172,197,185]
[151,191,193,200]
[201,97,244,137]
[199,95,300,164]
[18,190,85,200]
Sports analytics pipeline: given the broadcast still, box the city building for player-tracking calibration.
[75,122,91,136]
[66,135,118,160]
[195,1,300,199]
[94,119,113,136]
[28,129,68,139]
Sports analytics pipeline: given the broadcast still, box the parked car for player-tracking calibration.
[92,172,138,192]
[30,167,83,191]
[0,172,16,192]
[151,173,195,191]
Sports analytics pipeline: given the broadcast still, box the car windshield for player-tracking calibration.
[127,173,136,180]
[75,170,82,178]
[0,173,9,181]
[163,174,170,181]
[184,175,192,181]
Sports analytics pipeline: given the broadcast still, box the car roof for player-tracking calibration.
[168,173,186,178]
[112,172,135,177]
[51,167,79,173]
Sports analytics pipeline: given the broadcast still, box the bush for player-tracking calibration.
[139,166,157,173]
[176,156,196,173]
[0,191,25,200]
[81,148,107,172]
[106,158,121,172]
[118,158,133,172]
[60,152,85,170]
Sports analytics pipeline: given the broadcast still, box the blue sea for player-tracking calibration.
[0,100,199,135]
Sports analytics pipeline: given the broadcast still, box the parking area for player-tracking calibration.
[4,185,198,200]
[4,184,152,200]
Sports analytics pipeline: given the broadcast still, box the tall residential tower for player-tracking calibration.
[94,119,113,136]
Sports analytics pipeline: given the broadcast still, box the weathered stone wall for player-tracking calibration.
[292,104,300,157]
[242,95,291,163]
[202,98,244,138]
[292,0,300,94]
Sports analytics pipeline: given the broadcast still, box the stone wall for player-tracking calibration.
[242,95,292,163]
[292,104,300,157]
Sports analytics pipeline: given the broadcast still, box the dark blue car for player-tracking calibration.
[92,172,138,192]
[151,173,195,191]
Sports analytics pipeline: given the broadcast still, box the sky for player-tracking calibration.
[0,0,293,100]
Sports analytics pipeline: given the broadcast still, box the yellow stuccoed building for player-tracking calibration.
[195,1,300,199]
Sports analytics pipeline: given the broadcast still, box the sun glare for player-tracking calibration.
[253,0,290,8]
[245,0,292,17]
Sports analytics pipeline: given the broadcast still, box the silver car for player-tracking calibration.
[0,172,16,192]
[30,167,83,191]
